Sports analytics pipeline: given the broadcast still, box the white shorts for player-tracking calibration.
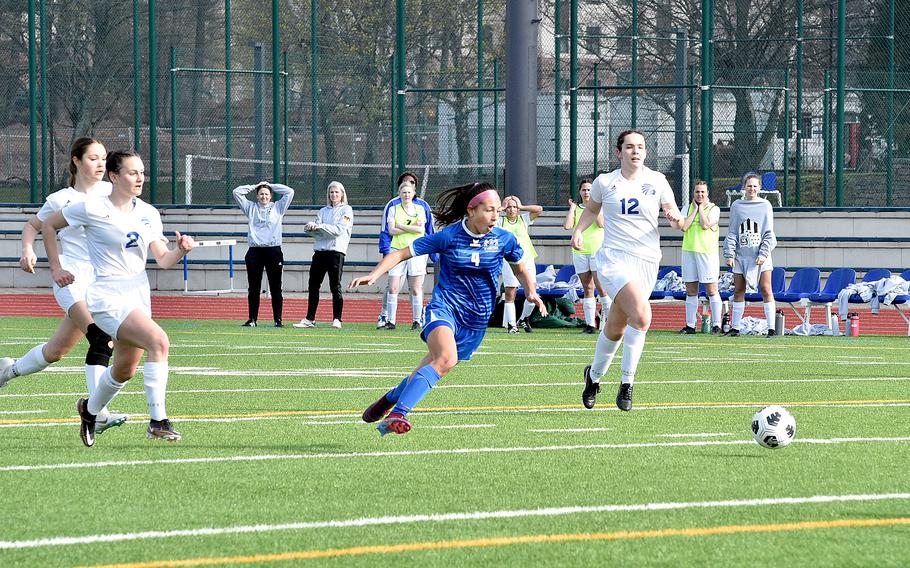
[681,250,720,284]
[53,257,95,314]
[85,274,152,340]
[501,255,536,288]
[389,251,428,277]
[732,257,774,275]
[572,252,598,274]
[595,247,658,299]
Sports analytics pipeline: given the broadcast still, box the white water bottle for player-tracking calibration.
[830,314,841,336]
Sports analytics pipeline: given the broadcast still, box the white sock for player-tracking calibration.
[620,325,647,385]
[387,293,398,324]
[685,296,698,327]
[599,296,612,329]
[85,365,112,419]
[582,297,597,327]
[87,369,125,416]
[411,295,422,323]
[504,302,517,327]
[519,299,536,321]
[591,333,621,381]
[732,301,745,330]
[144,361,169,421]
[709,294,723,327]
[13,343,50,377]
[764,301,776,329]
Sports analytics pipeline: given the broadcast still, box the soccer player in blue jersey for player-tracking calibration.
[350,182,547,436]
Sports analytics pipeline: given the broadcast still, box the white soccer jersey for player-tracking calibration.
[590,166,676,263]
[36,182,112,263]
[62,197,166,279]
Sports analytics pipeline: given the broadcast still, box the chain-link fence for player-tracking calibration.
[3,0,909,207]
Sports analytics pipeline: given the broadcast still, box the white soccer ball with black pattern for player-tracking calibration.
[751,405,796,449]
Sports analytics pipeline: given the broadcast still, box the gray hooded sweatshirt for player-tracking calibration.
[724,197,776,288]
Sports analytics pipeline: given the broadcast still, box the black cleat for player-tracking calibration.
[147,419,182,441]
[582,365,600,409]
[517,318,533,333]
[274,320,283,328]
[723,328,740,337]
[362,393,395,423]
[616,383,634,411]
[76,398,96,447]
[678,325,697,334]
[384,322,397,330]
[411,321,421,330]
[766,328,777,337]
[711,326,721,334]
[242,320,257,327]
[582,325,597,334]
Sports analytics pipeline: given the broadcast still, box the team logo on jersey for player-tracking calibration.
[483,238,499,251]
[738,218,762,247]
[469,239,482,248]
[640,184,657,196]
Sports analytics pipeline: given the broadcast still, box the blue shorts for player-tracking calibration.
[421,301,487,361]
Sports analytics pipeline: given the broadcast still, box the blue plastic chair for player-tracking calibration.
[848,268,892,304]
[519,265,579,299]
[774,267,821,303]
[650,265,681,300]
[744,266,785,302]
[808,268,856,304]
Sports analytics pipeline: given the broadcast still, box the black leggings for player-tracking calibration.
[245,246,284,322]
[306,250,345,321]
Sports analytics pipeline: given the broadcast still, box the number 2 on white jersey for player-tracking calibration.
[620,198,640,215]
[470,252,480,266]
[125,231,140,249]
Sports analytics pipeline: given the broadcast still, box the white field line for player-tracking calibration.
[426,424,496,429]
[4,376,910,399]
[0,493,907,551]
[0,409,45,415]
[657,433,734,438]
[2,436,910,473]
[529,428,613,433]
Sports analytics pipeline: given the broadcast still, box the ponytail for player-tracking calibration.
[69,137,103,186]
[433,181,497,228]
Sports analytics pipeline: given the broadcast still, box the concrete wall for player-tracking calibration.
[1,205,907,293]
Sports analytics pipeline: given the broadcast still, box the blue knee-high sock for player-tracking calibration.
[390,365,442,416]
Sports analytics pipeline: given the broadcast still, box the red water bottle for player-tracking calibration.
[848,313,860,337]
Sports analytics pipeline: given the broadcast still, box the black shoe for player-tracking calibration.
[616,383,634,411]
[723,328,740,337]
[518,318,533,333]
[582,365,600,409]
[384,322,397,330]
[711,326,721,334]
[274,320,283,328]
[582,325,597,334]
[766,328,777,337]
[242,320,257,327]
[678,325,696,334]
[411,321,421,330]
[76,398,96,447]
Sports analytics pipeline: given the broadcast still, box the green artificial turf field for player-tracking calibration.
[1,317,908,567]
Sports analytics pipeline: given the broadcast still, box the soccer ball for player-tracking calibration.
[751,405,797,449]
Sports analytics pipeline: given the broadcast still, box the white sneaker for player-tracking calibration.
[95,411,128,435]
[0,357,15,387]
[376,315,387,329]
[293,319,315,328]
[331,319,342,329]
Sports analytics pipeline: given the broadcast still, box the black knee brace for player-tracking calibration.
[85,323,113,367]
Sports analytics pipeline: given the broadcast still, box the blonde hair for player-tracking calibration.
[326,180,347,205]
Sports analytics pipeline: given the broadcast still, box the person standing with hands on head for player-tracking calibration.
[41,150,195,446]
[233,180,295,328]
[678,180,723,334]
[0,138,127,434]
[294,181,353,329]
[723,173,777,337]
[564,178,612,334]
[573,130,682,412]
[498,195,542,333]
[351,182,546,436]
[383,178,430,330]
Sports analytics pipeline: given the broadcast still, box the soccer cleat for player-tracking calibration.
[293,319,315,328]
[241,320,257,327]
[582,365,600,409]
[95,411,128,435]
[410,321,421,330]
[362,393,395,423]
[506,324,519,334]
[147,419,182,442]
[376,315,387,329]
[616,383,634,412]
[76,398,96,447]
[517,318,533,333]
[678,325,697,334]
[0,357,15,387]
[274,320,284,328]
[331,319,342,329]
[384,322,397,330]
[766,328,778,337]
[376,412,411,436]
[723,328,740,337]
[711,326,721,334]
[582,325,597,334]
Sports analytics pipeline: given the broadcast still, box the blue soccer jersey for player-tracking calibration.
[410,220,524,330]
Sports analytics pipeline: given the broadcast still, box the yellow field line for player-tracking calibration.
[4,399,910,426]
[83,517,910,568]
